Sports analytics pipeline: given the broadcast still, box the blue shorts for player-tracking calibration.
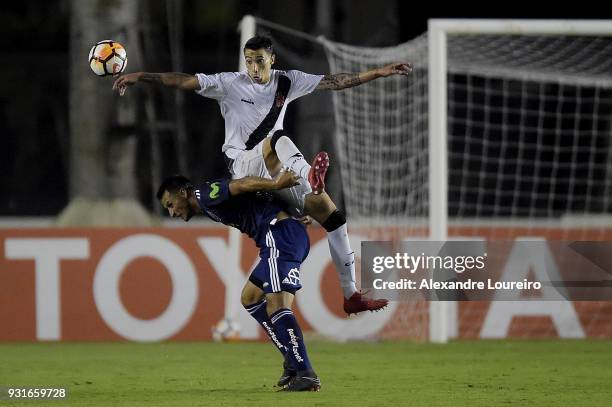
[249,218,310,294]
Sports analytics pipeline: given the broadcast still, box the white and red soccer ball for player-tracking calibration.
[88,40,127,76]
[211,318,241,343]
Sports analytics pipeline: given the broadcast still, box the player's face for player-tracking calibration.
[244,48,275,84]
[160,190,194,222]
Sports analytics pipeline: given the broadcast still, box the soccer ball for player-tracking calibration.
[88,40,127,76]
[211,318,241,342]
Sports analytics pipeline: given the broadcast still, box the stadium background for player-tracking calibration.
[2,0,611,340]
[2,2,612,405]
[2,0,612,337]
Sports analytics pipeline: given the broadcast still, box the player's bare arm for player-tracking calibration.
[112,72,200,95]
[228,171,299,196]
[316,62,412,90]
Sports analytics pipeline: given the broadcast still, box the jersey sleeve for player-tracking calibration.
[285,70,324,101]
[198,178,231,206]
[194,72,238,100]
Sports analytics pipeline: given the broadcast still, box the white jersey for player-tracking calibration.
[195,69,323,160]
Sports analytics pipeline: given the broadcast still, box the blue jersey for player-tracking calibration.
[195,178,284,246]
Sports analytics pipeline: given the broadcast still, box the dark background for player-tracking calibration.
[0,0,608,216]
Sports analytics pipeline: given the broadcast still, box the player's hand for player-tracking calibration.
[112,72,141,96]
[297,215,313,226]
[377,62,413,77]
[274,169,300,190]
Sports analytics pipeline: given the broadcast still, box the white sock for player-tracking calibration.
[274,136,311,179]
[327,224,358,299]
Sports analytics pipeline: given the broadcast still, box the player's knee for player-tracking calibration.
[265,292,293,316]
[241,281,264,306]
[270,130,287,154]
[322,209,346,232]
[304,192,337,221]
[241,291,254,307]
[266,299,282,316]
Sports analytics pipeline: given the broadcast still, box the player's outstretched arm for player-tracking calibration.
[229,171,299,196]
[112,72,200,96]
[315,62,412,91]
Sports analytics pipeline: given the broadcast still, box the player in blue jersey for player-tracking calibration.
[115,35,407,315]
[157,167,322,391]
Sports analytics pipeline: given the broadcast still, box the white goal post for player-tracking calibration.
[429,19,612,242]
[428,19,612,343]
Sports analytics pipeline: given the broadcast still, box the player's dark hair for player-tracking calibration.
[244,35,274,55]
[156,175,193,200]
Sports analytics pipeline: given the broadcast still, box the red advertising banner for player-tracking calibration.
[2,227,612,342]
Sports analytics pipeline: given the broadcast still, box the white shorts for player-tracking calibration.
[228,140,312,217]
[230,142,269,179]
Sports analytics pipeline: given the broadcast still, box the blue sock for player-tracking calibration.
[244,299,286,356]
[270,308,314,374]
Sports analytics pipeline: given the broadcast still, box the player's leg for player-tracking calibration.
[252,218,319,391]
[304,191,389,314]
[263,132,327,194]
[264,130,312,181]
[262,135,388,313]
[266,291,320,392]
[240,279,287,358]
[243,266,298,387]
[263,136,352,294]
[263,136,354,294]
[304,191,357,298]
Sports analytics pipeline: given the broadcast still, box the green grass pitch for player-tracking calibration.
[1,340,611,406]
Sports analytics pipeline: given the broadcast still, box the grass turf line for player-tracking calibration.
[1,340,611,406]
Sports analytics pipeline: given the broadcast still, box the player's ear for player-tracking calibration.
[270,53,275,66]
[179,187,188,198]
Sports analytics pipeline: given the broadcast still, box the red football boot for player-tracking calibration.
[308,151,329,195]
[343,291,389,316]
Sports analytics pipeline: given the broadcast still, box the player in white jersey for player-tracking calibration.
[113,35,411,315]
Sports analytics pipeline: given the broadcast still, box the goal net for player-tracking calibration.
[322,38,430,240]
[322,20,612,341]
[323,26,612,237]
